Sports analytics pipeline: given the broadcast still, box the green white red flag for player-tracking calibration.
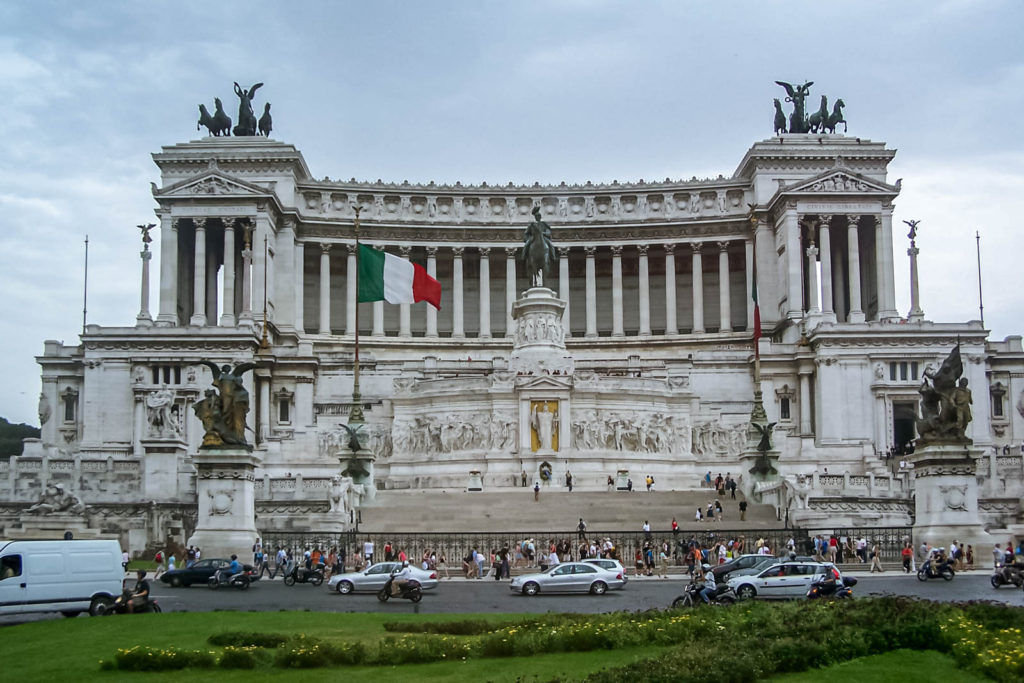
[357,244,441,309]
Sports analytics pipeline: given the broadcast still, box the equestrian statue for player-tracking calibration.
[521,206,556,288]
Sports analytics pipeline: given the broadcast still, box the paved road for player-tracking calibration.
[3,572,1021,626]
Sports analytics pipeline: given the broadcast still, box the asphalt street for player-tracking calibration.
[2,571,1020,626]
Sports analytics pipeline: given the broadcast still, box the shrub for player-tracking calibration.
[208,631,290,648]
[275,640,331,669]
[218,646,264,669]
[383,618,496,635]
[113,646,216,671]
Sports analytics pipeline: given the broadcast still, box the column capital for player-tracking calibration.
[637,244,649,256]
[610,244,623,255]
[556,246,571,258]
[847,214,861,228]
[170,218,181,230]
[320,242,332,255]
[452,246,464,257]
[478,246,491,257]
[426,246,439,258]
[908,246,920,257]
[818,214,832,227]
[873,215,882,228]
[194,217,207,229]
[663,242,676,255]
[691,242,703,254]
[584,246,597,257]
[504,246,517,257]
[399,245,412,257]
[346,242,357,255]
[717,240,730,252]
[806,244,819,258]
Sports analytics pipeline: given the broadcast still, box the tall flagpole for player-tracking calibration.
[748,210,767,424]
[348,206,365,424]
[975,230,985,327]
[259,234,271,350]
[82,235,89,337]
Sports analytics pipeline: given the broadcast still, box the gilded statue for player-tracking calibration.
[193,361,257,450]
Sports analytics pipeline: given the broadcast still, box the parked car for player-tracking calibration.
[582,558,628,587]
[0,539,123,617]
[711,554,777,582]
[510,562,625,596]
[329,562,438,594]
[160,558,231,587]
[728,562,841,600]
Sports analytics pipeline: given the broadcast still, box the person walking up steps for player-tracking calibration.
[533,481,540,502]
[739,499,747,521]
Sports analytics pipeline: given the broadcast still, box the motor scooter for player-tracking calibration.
[917,558,955,581]
[991,561,1024,589]
[283,563,324,587]
[377,576,423,603]
[208,567,251,590]
[100,587,162,614]
[672,581,736,607]
[807,575,857,600]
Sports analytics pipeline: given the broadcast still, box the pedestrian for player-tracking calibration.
[992,543,1004,568]
[901,542,913,573]
[521,470,527,487]
[715,500,724,522]
[659,546,670,577]
[966,544,975,570]
[577,518,587,542]
[566,471,573,492]
[363,537,374,565]
[167,554,176,572]
[695,507,703,523]
[671,517,679,536]
[533,481,540,502]
[474,548,486,578]
[607,475,614,491]
[122,549,130,572]
[706,502,715,522]
[153,549,165,578]
[642,520,651,541]
[729,477,737,499]
[870,542,883,572]
[626,478,633,492]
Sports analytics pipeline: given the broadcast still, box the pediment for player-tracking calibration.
[155,171,271,198]
[515,374,573,391]
[782,168,898,197]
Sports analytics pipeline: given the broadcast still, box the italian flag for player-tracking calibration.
[357,244,442,309]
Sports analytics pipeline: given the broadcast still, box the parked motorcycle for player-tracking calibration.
[807,576,857,600]
[377,577,423,603]
[283,564,324,587]
[100,588,162,615]
[917,558,955,581]
[208,568,251,590]
[672,581,737,608]
[991,562,1024,589]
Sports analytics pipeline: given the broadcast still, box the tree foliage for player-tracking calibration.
[0,417,40,458]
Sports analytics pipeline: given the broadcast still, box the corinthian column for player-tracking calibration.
[558,247,570,336]
[318,243,331,334]
[239,223,253,324]
[452,247,464,338]
[819,216,834,319]
[908,232,924,322]
[156,215,178,326]
[691,242,705,334]
[637,245,650,336]
[478,247,491,339]
[399,246,412,338]
[137,228,153,327]
[877,212,899,320]
[346,244,357,335]
[718,241,731,332]
[611,245,624,337]
[806,240,820,315]
[220,219,236,326]
[847,215,865,323]
[426,247,438,337]
[505,247,517,338]
[584,246,597,338]
[190,218,207,326]
[664,244,677,334]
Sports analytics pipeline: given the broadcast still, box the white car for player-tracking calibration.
[582,558,628,588]
[328,562,438,594]
[510,562,625,596]
[727,562,840,600]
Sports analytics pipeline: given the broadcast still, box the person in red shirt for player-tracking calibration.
[671,518,679,535]
[901,542,913,573]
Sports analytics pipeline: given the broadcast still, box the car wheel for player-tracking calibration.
[337,580,354,594]
[590,581,607,595]
[310,574,323,587]
[736,584,756,600]
[60,611,81,618]
[991,575,1003,589]
[89,596,113,617]
[523,581,539,596]
[170,576,183,588]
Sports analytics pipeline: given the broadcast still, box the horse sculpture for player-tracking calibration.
[197,104,214,134]
[198,100,232,136]
[773,99,787,135]
[521,206,555,288]
[808,95,828,133]
[824,99,847,134]
[258,102,273,137]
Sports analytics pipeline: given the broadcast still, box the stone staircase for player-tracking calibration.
[358,488,780,533]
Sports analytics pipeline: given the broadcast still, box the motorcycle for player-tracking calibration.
[991,562,1024,589]
[208,567,251,590]
[377,576,423,603]
[917,558,955,582]
[100,587,162,615]
[807,576,857,600]
[672,581,736,608]
[283,563,324,587]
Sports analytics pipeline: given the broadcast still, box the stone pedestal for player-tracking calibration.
[510,287,573,375]
[739,447,781,499]
[142,440,188,500]
[6,513,106,540]
[187,448,261,560]
[615,469,629,491]
[910,443,993,549]
[467,470,483,491]
[341,447,376,503]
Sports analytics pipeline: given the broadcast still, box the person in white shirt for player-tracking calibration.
[363,539,374,564]
[699,563,717,604]
[757,544,771,556]
[390,561,415,595]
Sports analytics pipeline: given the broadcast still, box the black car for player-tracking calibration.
[159,558,230,587]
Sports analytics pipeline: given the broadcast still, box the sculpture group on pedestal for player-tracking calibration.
[773,81,847,134]
[196,82,272,137]
[917,345,973,443]
[193,361,256,450]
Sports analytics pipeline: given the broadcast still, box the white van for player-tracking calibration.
[0,539,124,617]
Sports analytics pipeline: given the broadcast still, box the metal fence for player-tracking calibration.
[794,527,913,564]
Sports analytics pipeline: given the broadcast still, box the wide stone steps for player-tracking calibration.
[359,489,779,533]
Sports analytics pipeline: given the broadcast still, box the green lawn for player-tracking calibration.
[769,649,992,682]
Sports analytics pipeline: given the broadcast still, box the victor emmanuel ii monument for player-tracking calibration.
[2,81,1023,553]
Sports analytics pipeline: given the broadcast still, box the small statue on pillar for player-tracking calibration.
[193,361,257,450]
[916,344,972,444]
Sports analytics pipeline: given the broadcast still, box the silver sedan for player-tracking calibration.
[510,562,625,596]
[328,562,439,594]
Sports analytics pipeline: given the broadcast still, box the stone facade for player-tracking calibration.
[6,133,1024,549]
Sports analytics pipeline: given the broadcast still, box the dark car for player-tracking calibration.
[712,554,779,582]
[159,558,230,587]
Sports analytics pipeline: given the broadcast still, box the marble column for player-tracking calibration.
[637,245,651,336]
[744,239,754,331]
[832,230,846,322]
[478,247,491,339]
[611,245,624,337]
[372,300,384,337]
[718,241,732,332]
[847,215,865,323]
[190,218,207,326]
[558,247,571,336]
[452,247,464,338]
[664,244,677,335]
[318,243,331,334]
[877,211,899,319]
[505,247,517,338]
[399,246,412,338]
[784,207,802,319]
[908,240,924,322]
[584,246,597,338]
[346,244,357,335]
[426,247,439,338]
[806,240,820,314]
[799,370,813,435]
[691,243,705,334]
[293,241,304,333]
[220,219,236,326]
[137,239,153,327]
[156,215,177,326]
[239,224,253,324]
[819,217,834,319]
[259,375,271,442]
